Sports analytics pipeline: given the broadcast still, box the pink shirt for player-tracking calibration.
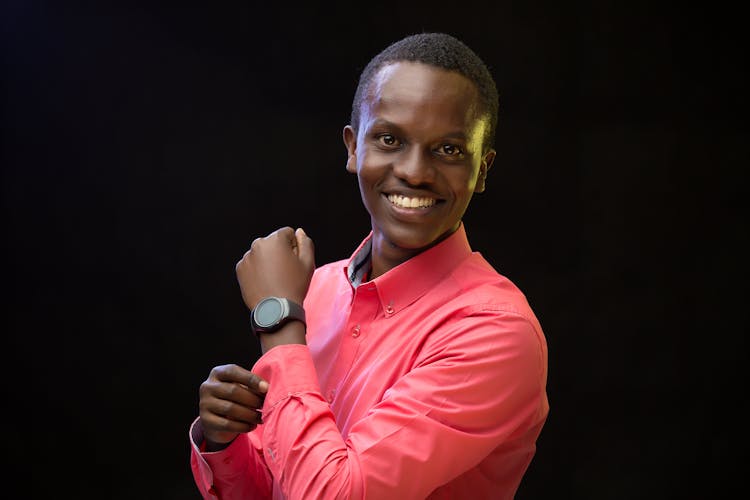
[190,225,549,499]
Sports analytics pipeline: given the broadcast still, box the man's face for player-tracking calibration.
[344,62,496,264]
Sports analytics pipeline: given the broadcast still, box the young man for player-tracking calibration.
[190,33,549,499]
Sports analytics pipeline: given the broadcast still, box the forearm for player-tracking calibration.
[253,345,365,499]
[258,320,306,355]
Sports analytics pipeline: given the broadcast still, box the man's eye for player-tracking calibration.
[441,144,463,156]
[378,134,398,146]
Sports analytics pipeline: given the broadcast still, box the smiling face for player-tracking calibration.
[344,61,496,279]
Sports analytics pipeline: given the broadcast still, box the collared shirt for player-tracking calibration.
[190,224,549,499]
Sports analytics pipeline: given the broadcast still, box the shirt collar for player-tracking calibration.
[347,237,372,287]
[343,224,473,317]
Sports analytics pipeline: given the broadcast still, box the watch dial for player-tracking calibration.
[256,299,282,327]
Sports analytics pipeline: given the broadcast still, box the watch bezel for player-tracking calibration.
[251,297,306,335]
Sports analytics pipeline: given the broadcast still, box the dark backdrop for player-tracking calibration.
[2,1,746,498]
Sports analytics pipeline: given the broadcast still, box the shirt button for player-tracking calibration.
[328,390,335,403]
[385,304,395,315]
[351,325,360,338]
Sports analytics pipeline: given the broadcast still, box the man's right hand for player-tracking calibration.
[198,364,268,450]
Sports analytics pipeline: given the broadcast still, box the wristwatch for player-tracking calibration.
[250,297,306,335]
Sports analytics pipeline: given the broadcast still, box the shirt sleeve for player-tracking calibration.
[253,308,548,499]
[189,417,273,499]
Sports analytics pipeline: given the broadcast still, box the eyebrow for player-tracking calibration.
[367,118,403,132]
[368,119,470,142]
[441,132,469,142]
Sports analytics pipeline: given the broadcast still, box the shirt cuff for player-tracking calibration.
[251,344,322,414]
[189,417,252,476]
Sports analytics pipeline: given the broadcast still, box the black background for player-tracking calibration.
[2,1,746,498]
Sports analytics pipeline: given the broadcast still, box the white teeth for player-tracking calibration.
[386,194,437,208]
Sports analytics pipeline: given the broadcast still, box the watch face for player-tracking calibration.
[255,298,282,328]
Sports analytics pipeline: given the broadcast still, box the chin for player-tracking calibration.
[382,225,445,251]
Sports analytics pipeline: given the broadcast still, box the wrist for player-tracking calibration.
[259,320,306,354]
[203,434,236,453]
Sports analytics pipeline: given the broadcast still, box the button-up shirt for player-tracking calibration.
[190,224,549,499]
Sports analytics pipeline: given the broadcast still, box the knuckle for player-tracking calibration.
[215,416,229,430]
[199,381,210,397]
[272,226,293,239]
[198,398,208,412]
[221,400,234,416]
[225,383,239,398]
[226,363,242,377]
[209,364,233,381]
[219,416,235,431]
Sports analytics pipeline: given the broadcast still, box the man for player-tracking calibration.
[190,33,549,499]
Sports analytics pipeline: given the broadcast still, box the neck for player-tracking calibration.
[369,234,421,280]
[369,225,460,280]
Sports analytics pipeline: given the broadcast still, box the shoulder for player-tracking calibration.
[447,253,539,325]
[413,255,548,401]
[419,253,547,361]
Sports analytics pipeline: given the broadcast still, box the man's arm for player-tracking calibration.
[188,226,313,499]
[190,364,271,499]
[189,416,272,499]
[251,310,547,498]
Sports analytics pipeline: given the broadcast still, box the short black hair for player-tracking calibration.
[351,33,499,150]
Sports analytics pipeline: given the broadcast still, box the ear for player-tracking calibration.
[343,125,358,173]
[474,149,496,193]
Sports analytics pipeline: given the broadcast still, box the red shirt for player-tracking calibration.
[190,224,549,499]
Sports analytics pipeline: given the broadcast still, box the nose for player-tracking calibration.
[392,147,435,186]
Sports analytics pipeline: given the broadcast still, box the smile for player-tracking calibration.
[386,194,437,209]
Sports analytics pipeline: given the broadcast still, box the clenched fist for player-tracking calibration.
[235,227,315,310]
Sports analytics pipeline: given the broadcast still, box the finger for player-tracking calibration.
[296,227,316,272]
[210,364,263,387]
[202,412,259,435]
[282,226,299,255]
[205,381,265,409]
[204,398,264,426]
[248,372,269,394]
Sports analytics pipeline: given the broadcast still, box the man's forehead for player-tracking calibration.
[360,61,485,135]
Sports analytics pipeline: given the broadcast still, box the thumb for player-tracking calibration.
[295,228,316,274]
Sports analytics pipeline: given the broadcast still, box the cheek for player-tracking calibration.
[447,169,480,196]
[356,168,380,207]
[356,153,390,188]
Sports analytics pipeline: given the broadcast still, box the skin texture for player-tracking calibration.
[344,62,496,279]
[198,62,496,449]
